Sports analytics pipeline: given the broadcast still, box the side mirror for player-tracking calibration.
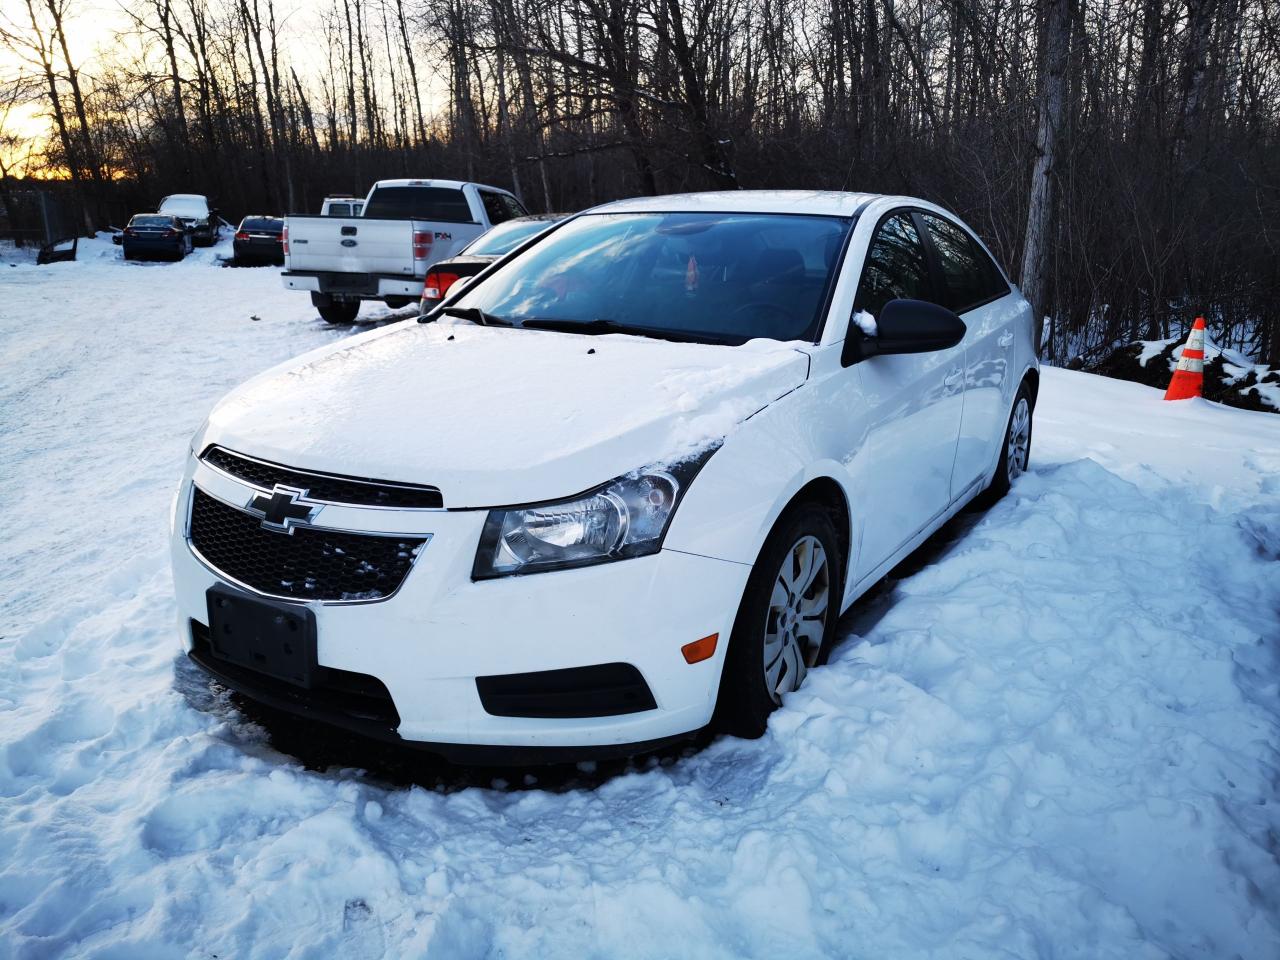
[842,299,966,365]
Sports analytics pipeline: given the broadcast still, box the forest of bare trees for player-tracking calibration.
[2,0,1278,365]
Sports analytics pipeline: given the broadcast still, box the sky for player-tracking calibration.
[0,0,129,174]
[0,0,341,176]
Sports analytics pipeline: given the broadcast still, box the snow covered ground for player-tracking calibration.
[2,236,1279,958]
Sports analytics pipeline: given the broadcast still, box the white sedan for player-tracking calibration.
[170,190,1037,762]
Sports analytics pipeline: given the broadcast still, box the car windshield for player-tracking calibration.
[466,219,558,257]
[241,218,282,232]
[159,196,207,217]
[130,216,173,228]
[448,212,852,345]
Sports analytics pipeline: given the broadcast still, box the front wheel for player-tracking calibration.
[714,503,841,739]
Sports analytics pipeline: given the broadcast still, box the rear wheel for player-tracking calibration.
[311,292,359,325]
[984,381,1034,502]
[714,503,841,739]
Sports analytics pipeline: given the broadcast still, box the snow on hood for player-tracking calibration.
[199,319,810,507]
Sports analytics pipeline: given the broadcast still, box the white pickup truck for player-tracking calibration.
[282,179,528,324]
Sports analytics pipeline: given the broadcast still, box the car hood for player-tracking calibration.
[198,320,811,507]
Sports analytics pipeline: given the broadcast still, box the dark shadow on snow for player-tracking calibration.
[832,493,994,652]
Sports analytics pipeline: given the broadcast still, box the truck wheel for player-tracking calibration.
[311,293,359,325]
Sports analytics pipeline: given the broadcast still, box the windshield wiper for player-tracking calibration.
[420,305,512,327]
[520,317,716,344]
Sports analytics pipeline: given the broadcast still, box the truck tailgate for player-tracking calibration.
[285,216,414,275]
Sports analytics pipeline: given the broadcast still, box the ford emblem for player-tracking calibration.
[340,238,358,248]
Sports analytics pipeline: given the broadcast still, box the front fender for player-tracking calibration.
[662,389,861,586]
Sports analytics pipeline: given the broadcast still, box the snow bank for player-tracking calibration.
[2,252,1279,958]
[1111,331,1280,414]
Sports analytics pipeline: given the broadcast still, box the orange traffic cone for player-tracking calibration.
[1164,316,1206,400]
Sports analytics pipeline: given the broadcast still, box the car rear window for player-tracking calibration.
[362,187,474,223]
[130,216,174,228]
[159,197,208,218]
[325,203,351,217]
[242,218,282,232]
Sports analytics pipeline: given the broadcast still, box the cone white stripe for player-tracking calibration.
[1175,323,1206,373]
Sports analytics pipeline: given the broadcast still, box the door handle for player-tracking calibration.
[943,368,963,389]
[998,331,1014,349]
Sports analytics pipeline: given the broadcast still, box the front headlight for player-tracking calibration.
[472,447,717,579]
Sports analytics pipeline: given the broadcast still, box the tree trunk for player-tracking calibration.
[1020,0,1071,356]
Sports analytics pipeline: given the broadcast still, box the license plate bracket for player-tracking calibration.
[320,272,373,294]
[206,586,317,688]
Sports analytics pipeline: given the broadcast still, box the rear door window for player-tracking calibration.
[855,213,935,316]
[501,194,527,220]
[479,191,526,225]
[363,186,474,223]
[919,213,1009,312]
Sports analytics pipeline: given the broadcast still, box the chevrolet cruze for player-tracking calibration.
[171,191,1037,762]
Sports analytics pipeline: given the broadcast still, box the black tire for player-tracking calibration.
[383,296,413,309]
[983,381,1034,502]
[713,502,842,739]
[311,293,359,325]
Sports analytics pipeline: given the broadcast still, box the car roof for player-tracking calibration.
[240,214,282,220]
[589,190,881,217]
[130,212,172,219]
[162,193,208,202]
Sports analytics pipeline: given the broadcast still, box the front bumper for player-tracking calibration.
[170,456,750,756]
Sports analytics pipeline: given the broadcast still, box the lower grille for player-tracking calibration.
[476,663,658,718]
[188,487,426,602]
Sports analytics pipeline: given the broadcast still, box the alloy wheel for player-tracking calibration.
[762,535,830,702]
[1007,397,1031,483]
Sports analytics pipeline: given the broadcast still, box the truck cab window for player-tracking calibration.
[480,191,524,225]
[364,187,473,223]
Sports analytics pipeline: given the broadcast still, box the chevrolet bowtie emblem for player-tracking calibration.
[245,485,322,534]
